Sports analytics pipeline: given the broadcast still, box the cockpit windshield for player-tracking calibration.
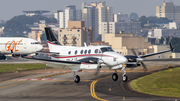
[31,42,40,44]
[100,47,114,53]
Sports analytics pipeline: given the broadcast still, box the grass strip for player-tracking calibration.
[0,64,49,73]
[131,67,180,97]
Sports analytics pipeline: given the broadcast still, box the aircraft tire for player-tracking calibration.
[112,73,118,81]
[74,75,80,83]
[122,75,128,82]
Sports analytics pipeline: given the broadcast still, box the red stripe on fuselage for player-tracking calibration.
[48,54,115,59]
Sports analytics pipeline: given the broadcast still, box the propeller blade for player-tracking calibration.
[94,60,102,75]
[94,66,101,75]
[131,48,137,56]
[141,62,147,71]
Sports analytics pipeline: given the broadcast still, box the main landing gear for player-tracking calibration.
[111,67,128,82]
[74,72,80,83]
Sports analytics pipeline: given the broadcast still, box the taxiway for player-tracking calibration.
[0,61,179,101]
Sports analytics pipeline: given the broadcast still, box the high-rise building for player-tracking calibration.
[101,21,141,41]
[59,5,76,29]
[156,2,180,21]
[81,2,113,41]
[114,13,129,22]
[54,10,63,22]
[76,9,82,21]
[59,11,65,28]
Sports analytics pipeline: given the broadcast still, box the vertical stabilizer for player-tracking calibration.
[45,27,61,45]
[37,33,41,43]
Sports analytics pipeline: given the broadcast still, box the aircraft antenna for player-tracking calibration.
[84,42,87,47]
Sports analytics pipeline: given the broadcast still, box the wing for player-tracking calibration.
[36,52,59,55]
[139,43,174,58]
[23,56,81,71]
[143,58,180,61]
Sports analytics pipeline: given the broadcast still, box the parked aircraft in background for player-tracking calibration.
[23,27,174,83]
[0,37,43,57]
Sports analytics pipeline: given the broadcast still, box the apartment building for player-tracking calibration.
[114,13,129,22]
[58,21,94,47]
[59,5,77,29]
[156,2,180,21]
[82,2,113,41]
[101,21,141,41]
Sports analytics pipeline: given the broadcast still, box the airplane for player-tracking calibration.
[22,27,174,83]
[0,37,43,57]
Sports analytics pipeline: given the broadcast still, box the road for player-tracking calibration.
[0,61,179,101]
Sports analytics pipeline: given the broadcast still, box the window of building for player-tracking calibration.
[60,30,62,32]
[77,30,80,32]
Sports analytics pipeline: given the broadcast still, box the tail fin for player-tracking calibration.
[45,27,61,45]
[37,33,41,43]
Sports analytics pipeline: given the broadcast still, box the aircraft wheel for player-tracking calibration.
[74,75,80,83]
[122,75,128,82]
[112,73,118,81]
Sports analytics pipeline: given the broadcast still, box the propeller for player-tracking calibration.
[131,48,148,71]
[94,59,112,75]
[94,61,101,75]
[141,62,147,71]
[131,48,137,56]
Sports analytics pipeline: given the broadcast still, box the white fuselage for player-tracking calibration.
[47,41,127,70]
[0,37,43,55]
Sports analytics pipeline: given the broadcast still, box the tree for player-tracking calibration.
[138,16,147,28]
[158,36,180,52]
[3,20,25,36]
[3,15,57,37]
[129,12,139,21]
[40,33,47,42]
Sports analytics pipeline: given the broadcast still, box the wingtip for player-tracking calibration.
[169,43,174,51]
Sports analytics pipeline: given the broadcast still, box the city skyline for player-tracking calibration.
[1,0,180,20]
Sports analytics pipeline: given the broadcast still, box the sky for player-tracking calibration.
[0,0,180,20]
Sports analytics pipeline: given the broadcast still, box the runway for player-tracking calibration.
[0,61,180,101]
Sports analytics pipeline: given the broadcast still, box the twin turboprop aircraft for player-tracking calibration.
[23,27,174,83]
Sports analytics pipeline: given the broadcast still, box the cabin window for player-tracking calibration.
[84,50,87,54]
[68,51,71,55]
[75,50,77,55]
[95,49,98,53]
[31,42,40,44]
[88,49,91,54]
[80,50,83,54]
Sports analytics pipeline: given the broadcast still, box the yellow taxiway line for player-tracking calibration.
[90,73,123,101]
[90,75,112,101]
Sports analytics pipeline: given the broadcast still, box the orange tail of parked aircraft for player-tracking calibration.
[37,33,41,43]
